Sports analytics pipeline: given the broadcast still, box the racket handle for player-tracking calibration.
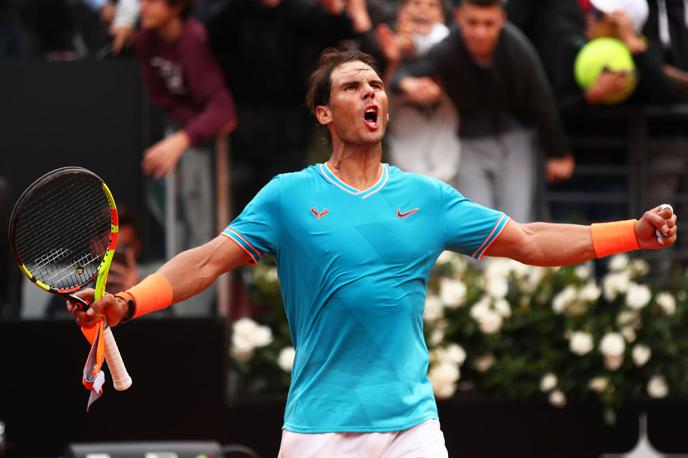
[103,327,133,391]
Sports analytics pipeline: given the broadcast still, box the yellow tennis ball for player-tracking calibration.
[574,38,637,104]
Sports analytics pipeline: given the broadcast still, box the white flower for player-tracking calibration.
[647,375,669,398]
[525,268,545,292]
[609,254,629,272]
[436,251,457,266]
[575,264,591,280]
[578,282,601,303]
[603,271,631,301]
[470,299,503,334]
[429,328,445,346]
[548,390,566,408]
[552,286,577,314]
[655,292,676,316]
[439,279,467,309]
[484,258,513,279]
[632,344,651,367]
[540,373,557,392]
[252,325,273,347]
[479,310,503,334]
[470,297,491,320]
[570,331,594,356]
[437,251,466,274]
[485,276,509,299]
[604,355,624,371]
[278,346,296,373]
[424,295,444,322]
[620,326,637,343]
[599,332,625,357]
[474,354,495,373]
[231,345,254,363]
[444,343,467,366]
[264,267,279,282]
[617,310,639,328]
[510,261,531,279]
[630,258,649,276]
[428,362,460,399]
[231,318,274,362]
[494,299,512,318]
[625,283,651,310]
[588,377,608,393]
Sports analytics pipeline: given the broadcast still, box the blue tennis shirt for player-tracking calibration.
[223,163,510,433]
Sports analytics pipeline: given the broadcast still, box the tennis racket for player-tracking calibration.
[9,166,132,391]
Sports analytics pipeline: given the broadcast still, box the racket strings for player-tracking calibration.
[14,173,113,291]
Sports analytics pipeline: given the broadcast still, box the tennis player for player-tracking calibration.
[70,49,677,457]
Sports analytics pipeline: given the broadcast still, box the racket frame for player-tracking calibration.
[9,166,132,391]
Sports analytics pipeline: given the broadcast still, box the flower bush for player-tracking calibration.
[230,254,688,421]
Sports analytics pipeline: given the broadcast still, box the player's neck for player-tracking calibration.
[327,144,383,191]
[157,16,184,42]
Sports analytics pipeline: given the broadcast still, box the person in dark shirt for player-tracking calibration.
[135,0,237,312]
[645,0,688,71]
[506,0,586,84]
[135,0,237,178]
[391,0,574,223]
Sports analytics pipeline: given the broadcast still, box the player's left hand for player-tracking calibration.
[142,131,190,179]
[636,204,678,249]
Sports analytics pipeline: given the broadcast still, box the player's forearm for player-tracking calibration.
[158,236,241,303]
[516,222,595,267]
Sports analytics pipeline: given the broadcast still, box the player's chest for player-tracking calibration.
[287,196,440,263]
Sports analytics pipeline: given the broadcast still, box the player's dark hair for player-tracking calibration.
[167,0,195,18]
[305,48,381,116]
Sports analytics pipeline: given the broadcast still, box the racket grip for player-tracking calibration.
[103,327,133,391]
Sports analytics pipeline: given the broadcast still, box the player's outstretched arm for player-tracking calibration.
[484,205,677,267]
[70,235,250,327]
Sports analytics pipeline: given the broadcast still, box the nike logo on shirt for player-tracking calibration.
[397,208,419,219]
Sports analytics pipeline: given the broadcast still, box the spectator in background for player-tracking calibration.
[376,0,462,186]
[200,0,373,211]
[644,0,688,91]
[135,0,236,316]
[107,209,146,293]
[556,0,684,124]
[392,0,574,223]
[645,0,688,71]
[506,0,586,84]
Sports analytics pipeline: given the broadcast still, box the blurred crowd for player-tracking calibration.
[2,0,688,317]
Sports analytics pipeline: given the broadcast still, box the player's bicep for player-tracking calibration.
[483,219,530,260]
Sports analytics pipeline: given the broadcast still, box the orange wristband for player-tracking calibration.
[590,219,640,258]
[125,273,174,319]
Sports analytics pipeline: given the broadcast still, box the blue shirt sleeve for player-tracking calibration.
[222,176,281,264]
[441,182,510,260]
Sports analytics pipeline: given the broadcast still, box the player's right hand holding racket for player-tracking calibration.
[67,289,130,328]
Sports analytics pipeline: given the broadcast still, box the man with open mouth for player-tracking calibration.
[70,48,678,457]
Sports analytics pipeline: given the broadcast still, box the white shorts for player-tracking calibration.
[277,419,449,458]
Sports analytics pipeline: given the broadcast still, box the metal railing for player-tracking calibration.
[539,104,688,262]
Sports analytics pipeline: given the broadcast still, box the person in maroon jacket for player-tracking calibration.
[135,0,236,178]
[134,0,237,315]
